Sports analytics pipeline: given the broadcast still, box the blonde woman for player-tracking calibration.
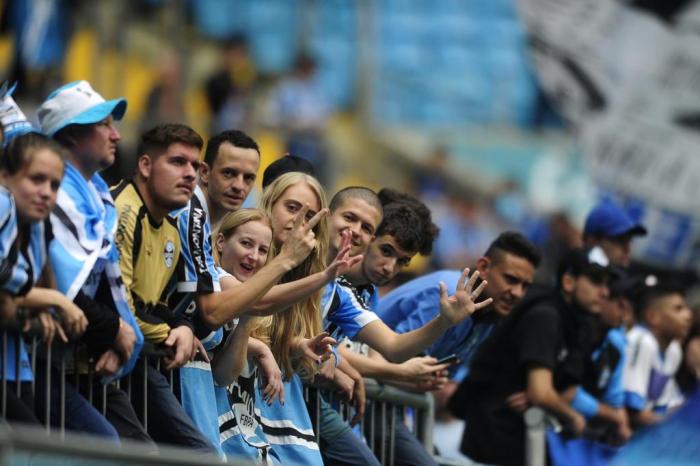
[211,209,282,464]
[256,172,339,466]
[212,202,334,465]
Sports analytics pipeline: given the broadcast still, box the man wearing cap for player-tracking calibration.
[583,199,647,267]
[450,247,613,466]
[38,81,147,441]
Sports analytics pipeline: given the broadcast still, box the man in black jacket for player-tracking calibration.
[450,247,612,466]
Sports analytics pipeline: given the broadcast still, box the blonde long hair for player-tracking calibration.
[258,172,329,379]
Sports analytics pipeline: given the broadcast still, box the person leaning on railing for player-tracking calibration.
[0,132,87,427]
[38,81,145,441]
[110,124,217,453]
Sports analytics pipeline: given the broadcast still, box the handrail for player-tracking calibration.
[0,422,247,465]
[363,378,435,453]
[1,322,438,466]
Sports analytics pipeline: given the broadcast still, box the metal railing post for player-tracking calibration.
[30,337,37,397]
[101,383,107,416]
[60,351,66,437]
[524,407,547,466]
[314,388,321,445]
[44,343,52,433]
[87,360,94,405]
[1,331,6,417]
[380,401,387,465]
[388,404,396,466]
[369,399,375,452]
[418,392,434,453]
[142,358,148,430]
[14,335,20,397]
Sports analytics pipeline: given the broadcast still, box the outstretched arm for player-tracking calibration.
[338,345,449,384]
[248,232,362,315]
[197,206,326,327]
[357,268,492,362]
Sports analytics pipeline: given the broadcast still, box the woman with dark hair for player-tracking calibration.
[0,132,87,425]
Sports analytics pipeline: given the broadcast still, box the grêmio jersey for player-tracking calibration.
[111,180,186,343]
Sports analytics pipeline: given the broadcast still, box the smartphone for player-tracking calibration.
[436,354,459,365]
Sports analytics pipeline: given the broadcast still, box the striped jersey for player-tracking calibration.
[623,325,684,414]
[320,277,380,343]
[111,180,183,343]
[170,185,223,347]
[0,187,47,381]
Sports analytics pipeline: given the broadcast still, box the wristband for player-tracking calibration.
[330,345,341,368]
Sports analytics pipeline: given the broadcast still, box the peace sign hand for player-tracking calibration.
[280,204,329,267]
[438,267,493,326]
[325,230,363,279]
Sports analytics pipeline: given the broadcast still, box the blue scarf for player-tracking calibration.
[50,163,143,380]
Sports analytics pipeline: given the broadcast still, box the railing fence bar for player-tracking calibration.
[380,401,387,465]
[30,337,37,397]
[389,404,395,466]
[14,335,20,397]
[44,343,51,434]
[60,351,66,437]
[142,359,148,430]
[1,331,7,417]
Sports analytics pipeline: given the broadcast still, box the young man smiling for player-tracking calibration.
[377,231,540,382]
[317,187,491,466]
[323,187,490,361]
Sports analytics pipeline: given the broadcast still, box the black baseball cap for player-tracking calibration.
[558,247,612,284]
[262,155,315,189]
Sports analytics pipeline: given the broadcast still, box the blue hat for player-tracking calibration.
[37,80,127,136]
[583,200,647,238]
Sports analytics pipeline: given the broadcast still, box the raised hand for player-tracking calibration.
[280,204,329,267]
[324,230,363,279]
[294,332,336,366]
[438,268,493,326]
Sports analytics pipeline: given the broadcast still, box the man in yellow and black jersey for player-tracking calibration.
[112,123,203,367]
[111,179,184,343]
[112,124,216,452]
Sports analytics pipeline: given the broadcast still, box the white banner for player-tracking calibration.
[517,0,700,266]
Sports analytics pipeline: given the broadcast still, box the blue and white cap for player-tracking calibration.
[37,80,127,136]
[0,82,36,146]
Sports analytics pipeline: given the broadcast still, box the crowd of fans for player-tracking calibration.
[0,76,699,466]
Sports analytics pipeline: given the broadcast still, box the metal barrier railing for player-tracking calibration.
[0,422,244,466]
[1,320,437,465]
[305,378,436,466]
[524,407,547,466]
[0,320,173,436]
